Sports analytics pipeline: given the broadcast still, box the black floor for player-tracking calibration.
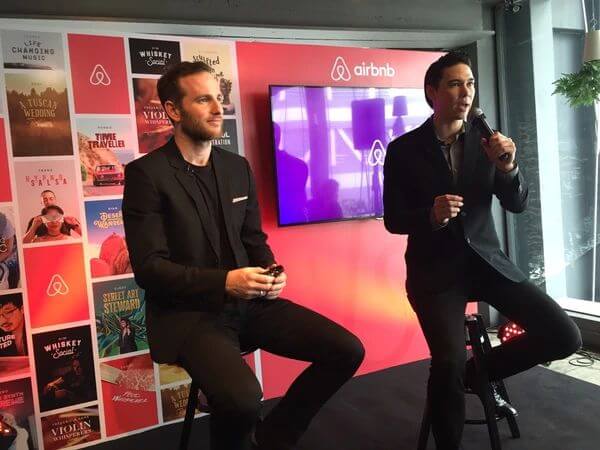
[92,359,599,449]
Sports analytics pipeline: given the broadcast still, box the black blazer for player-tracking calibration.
[122,139,274,363]
[383,118,528,298]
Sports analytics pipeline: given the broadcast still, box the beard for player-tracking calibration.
[180,108,223,143]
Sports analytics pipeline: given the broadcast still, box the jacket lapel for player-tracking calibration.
[212,147,241,266]
[165,141,220,259]
[419,118,454,189]
[456,122,479,195]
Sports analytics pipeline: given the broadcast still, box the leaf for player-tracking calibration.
[553,60,600,107]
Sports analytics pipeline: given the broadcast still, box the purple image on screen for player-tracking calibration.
[270,85,431,226]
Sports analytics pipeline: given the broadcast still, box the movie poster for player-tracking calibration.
[100,354,158,436]
[93,278,147,358]
[0,377,38,449]
[24,243,88,329]
[5,71,73,157]
[67,34,130,114]
[0,206,20,291]
[13,159,81,245]
[160,382,209,423]
[132,77,173,153]
[40,406,100,450]
[33,325,97,413]
[213,118,240,154]
[1,29,64,70]
[128,38,181,75]
[76,117,135,197]
[0,120,12,202]
[181,40,237,115]
[0,293,28,378]
[84,199,131,278]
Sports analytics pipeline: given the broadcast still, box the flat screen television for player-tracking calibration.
[269,85,431,226]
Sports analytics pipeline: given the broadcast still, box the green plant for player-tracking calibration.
[553,59,600,107]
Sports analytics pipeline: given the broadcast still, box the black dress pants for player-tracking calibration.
[177,297,365,450]
[408,249,581,450]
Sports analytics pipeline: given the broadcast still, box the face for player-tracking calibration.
[426,63,475,121]
[167,71,224,142]
[120,319,126,329]
[0,302,24,333]
[72,359,82,375]
[41,191,56,207]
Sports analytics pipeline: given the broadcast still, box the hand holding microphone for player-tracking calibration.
[470,108,516,172]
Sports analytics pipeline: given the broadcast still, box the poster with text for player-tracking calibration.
[0,377,38,449]
[24,244,89,329]
[5,71,73,157]
[40,406,100,450]
[76,117,135,197]
[161,382,209,422]
[100,353,158,436]
[33,325,97,413]
[128,37,181,76]
[93,277,147,358]
[133,77,173,153]
[13,159,81,245]
[213,118,239,154]
[84,198,131,278]
[182,40,237,115]
[68,34,130,114]
[0,293,28,378]
[2,29,64,70]
[0,206,21,291]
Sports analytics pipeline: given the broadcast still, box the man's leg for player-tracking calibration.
[178,317,262,450]
[408,289,469,450]
[472,264,582,382]
[240,298,365,450]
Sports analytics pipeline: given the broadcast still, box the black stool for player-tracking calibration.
[417,314,520,450]
[179,350,256,450]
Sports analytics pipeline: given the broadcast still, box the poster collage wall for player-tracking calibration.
[0,28,247,449]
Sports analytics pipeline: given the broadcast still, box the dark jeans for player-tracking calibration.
[409,250,581,450]
[177,297,365,450]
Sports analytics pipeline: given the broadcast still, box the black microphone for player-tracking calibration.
[470,107,510,162]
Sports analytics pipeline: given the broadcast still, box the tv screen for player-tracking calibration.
[269,85,431,226]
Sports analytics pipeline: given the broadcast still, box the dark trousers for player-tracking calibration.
[409,250,582,450]
[177,297,365,450]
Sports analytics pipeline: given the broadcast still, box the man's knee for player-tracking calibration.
[329,331,365,373]
[554,319,582,359]
[211,381,263,420]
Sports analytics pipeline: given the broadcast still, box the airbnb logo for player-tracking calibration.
[47,274,70,297]
[330,56,396,81]
[89,64,111,86]
[331,57,352,81]
[367,140,386,167]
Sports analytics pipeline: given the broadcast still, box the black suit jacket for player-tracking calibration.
[383,118,528,298]
[122,139,274,363]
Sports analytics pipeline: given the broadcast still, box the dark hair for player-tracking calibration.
[424,51,472,108]
[41,205,64,216]
[0,293,22,309]
[41,190,55,197]
[157,61,214,107]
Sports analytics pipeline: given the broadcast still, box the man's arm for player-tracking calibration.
[239,159,275,267]
[122,163,228,302]
[493,166,528,213]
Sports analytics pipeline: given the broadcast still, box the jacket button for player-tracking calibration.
[460,211,467,217]
[466,237,471,244]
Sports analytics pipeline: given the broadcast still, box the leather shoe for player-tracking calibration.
[491,382,518,418]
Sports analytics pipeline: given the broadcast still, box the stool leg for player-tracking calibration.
[496,380,520,439]
[480,383,502,450]
[179,382,200,450]
[417,401,431,450]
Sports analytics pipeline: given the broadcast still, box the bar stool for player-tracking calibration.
[417,314,520,450]
[179,350,256,450]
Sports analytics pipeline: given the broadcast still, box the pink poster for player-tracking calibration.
[68,34,130,114]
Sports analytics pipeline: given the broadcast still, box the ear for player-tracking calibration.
[425,84,436,107]
[164,100,181,124]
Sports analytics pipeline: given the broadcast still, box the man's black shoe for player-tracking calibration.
[491,382,518,418]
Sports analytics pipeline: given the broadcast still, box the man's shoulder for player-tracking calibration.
[387,120,429,157]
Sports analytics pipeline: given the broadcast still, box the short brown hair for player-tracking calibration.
[157,61,214,107]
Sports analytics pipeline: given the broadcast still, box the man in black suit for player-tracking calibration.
[383,52,581,450]
[122,61,364,450]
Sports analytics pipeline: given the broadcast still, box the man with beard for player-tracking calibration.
[122,61,364,450]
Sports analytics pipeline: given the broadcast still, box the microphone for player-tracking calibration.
[470,107,510,162]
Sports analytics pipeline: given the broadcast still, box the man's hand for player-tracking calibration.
[481,132,516,173]
[225,267,275,300]
[265,268,287,299]
[432,194,464,226]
